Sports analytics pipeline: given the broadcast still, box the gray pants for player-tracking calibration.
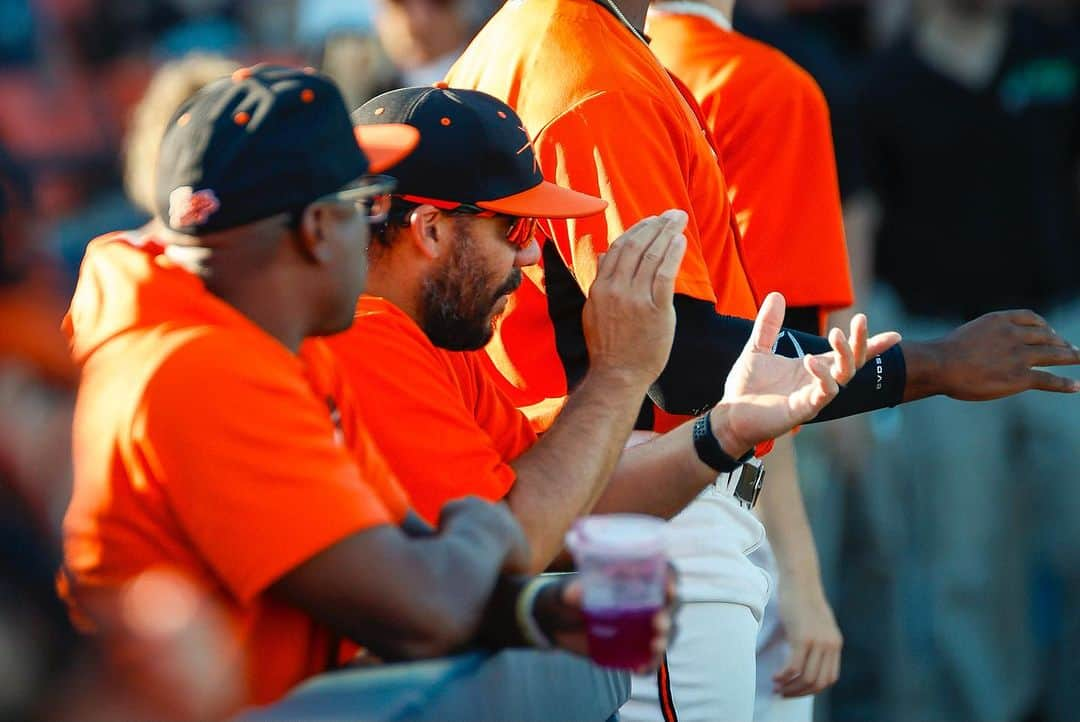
[800,287,1080,722]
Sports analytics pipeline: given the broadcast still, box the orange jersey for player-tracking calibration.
[326,295,538,524]
[648,5,854,318]
[445,0,757,427]
[61,233,409,711]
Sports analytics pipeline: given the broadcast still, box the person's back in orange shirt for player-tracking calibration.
[445,0,758,428]
[647,4,854,331]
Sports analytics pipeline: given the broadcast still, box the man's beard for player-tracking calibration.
[420,229,523,351]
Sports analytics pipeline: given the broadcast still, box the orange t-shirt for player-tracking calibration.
[445,0,757,428]
[326,295,538,524]
[61,233,410,711]
[648,6,854,322]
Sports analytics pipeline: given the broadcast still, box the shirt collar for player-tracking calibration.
[589,0,651,45]
[649,1,733,31]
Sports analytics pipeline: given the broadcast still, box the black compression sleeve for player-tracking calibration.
[784,306,821,336]
[648,295,906,422]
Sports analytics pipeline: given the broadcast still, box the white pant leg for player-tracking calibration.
[623,602,760,722]
[622,485,772,722]
[749,538,814,722]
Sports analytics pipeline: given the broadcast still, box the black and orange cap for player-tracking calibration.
[352,85,607,219]
[156,65,418,235]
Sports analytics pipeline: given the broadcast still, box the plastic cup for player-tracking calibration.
[565,514,668,669]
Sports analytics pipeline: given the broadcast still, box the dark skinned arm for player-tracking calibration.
[649,295,1080,419]
[269,498,530,660]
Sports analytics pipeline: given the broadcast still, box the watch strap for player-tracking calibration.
[692,412,753,474]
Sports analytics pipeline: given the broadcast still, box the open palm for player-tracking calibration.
[718,293,902,452]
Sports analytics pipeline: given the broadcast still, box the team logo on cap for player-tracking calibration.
[516,125,540,175]
[169,187,221,229]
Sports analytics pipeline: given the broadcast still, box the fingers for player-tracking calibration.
[830,647,842,690]
[636,611,673,676]
[778,647,826,698]
[1026,369,1080,393]
[649,234,687,309]
[865,331,903,358]
[848,313,869,368]
[803,354,840,409]
[1003,309,1049,327]
[561,580,583,607]
[1024,344,1080,368]
[827,327,856,385]
[1017,323,1073,348]
[601,214,663,281]
[773,642,809,690]
[749,292,787,353]
[630,209,686,286]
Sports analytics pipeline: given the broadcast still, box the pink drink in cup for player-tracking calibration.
[565,515,668,669]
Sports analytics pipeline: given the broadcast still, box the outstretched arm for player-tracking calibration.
[593,293,900,518]
[650,295,1080,420]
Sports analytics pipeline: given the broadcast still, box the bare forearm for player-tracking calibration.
[272,506,524,661]
[593,405,747,519]
[753,434,823,586]
[363,516,518,659]
[507,369,648,571]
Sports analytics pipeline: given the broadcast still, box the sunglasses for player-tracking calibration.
[311,175,397,225]
[399,194,538,249]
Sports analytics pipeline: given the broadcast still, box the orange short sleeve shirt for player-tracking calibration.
[648,9,854,314]
[325,296,538,524]
[61,237,408,709]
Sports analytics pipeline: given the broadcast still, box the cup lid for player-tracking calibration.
[565,514,667,558]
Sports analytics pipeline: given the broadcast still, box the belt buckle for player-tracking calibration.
[733,458,765,509]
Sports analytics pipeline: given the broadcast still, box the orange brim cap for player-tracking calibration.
[354,124,420,174]
[475,180,608,219]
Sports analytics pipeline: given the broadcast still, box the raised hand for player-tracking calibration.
[902,309,1080,401]
[712,292,902,456]
[583,210,688,389]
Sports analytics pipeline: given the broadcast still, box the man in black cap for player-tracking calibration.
[60,66,676,714]
[328,85,897,571]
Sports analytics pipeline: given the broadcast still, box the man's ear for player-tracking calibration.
[407,204,445,260]
[297,203,336,264]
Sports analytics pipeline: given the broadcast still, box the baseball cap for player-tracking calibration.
[351,86,608,219]
[155,65,419,235]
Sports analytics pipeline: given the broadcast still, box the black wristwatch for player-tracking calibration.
[692,411,753,473]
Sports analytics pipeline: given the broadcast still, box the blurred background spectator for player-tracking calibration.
[0,0,1076,719]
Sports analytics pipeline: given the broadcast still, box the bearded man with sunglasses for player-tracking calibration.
[326,86,898,579]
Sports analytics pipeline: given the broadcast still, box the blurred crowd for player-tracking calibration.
[1,0,1077,720]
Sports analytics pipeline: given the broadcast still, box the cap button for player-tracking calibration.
[433,81,449,89]
[231,67,253,82]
